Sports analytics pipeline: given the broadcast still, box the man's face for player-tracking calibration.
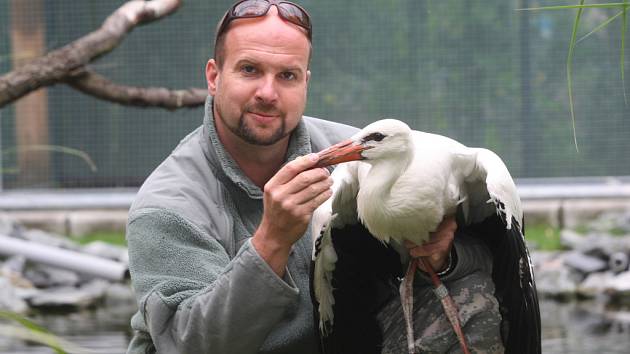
[206,7,311,147]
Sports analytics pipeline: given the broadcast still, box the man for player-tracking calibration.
[126,1,500,353]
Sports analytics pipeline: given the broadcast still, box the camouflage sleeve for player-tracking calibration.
[378,234,505,354]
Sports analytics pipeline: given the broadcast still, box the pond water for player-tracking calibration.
[540,299,630,353]
[1,298,629,353]
[0,300,136,354]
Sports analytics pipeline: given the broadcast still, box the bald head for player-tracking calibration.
[213,5,312,68]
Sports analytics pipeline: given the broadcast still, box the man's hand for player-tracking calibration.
[252,153,333,276]
[404,215,457,273]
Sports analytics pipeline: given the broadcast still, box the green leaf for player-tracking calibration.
[567,0,586,152]
[1,145,97,172]
[0,311,97,354]
[576,10,623,44]
[0,311,67,354]
[522,2,630,151]
[0,310,49,334]
[518,3,630,11]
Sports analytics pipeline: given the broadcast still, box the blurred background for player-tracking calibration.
[1,0,630,353]
[1,0,629,189]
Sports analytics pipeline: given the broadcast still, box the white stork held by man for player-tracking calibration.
[310,119,541,354]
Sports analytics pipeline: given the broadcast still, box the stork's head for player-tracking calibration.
[316,119,413,167]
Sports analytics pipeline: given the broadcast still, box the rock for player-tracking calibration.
[12,287,40,302]
[562,200,630,229]
[81,279,111,297]
[0,277,29,314]
[24,265,80,288]
[1,256,33,288]
[27,279,110,309]
[28,287,94,308]
[609,252,630,274]
[530,250,557,268]
[560,229,588,250]
[560,229,630,254]
[104,283,136,306]
[616,211,630,233]
[576,269,630,304]
[1,255,26,274]
[67,210,128,237]
[608,270,630,294]
[82,241,128,264]
[20,228,80,251]
[563,251,608,274]
[0,214,18,236]
[534,255,580,298]
[578,272,614,298]
[3,210,69,235]
[587,210,630,234]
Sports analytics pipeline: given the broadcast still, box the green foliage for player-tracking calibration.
[0,311,68,354]
[75,231,127,246]
[526,224,563,250]
[573,223,627,236]
[609,227,628,236]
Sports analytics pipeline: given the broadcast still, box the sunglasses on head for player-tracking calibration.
[217,0,312,41]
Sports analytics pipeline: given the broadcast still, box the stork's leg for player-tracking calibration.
[400,258,418,354]
[419,257,471,354]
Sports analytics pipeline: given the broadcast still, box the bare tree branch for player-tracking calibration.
[66,68,207,110]
[0,0,207,109]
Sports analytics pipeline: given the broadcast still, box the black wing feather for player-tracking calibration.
[467,213,541,354]
[310,222,402,354]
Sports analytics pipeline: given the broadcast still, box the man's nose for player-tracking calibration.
[255,75,279,104]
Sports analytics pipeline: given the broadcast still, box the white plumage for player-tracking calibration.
[310,118,540,353]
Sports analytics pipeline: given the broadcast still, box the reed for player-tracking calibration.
[519,2,630,151]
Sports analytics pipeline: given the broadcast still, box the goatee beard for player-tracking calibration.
[213,99,289,146]
[237,114,286,146]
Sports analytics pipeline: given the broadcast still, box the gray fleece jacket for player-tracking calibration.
[126,97,358,354]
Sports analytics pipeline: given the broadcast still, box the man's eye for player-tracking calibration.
[280,72,296,81]
[241,65,257,74]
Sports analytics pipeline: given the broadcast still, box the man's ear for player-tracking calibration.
[306,69,311,84]
[206,59,219,96]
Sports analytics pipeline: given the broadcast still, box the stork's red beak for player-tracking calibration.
[315,139,371,168]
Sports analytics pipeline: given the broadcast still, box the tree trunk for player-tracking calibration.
[10,0,50,187]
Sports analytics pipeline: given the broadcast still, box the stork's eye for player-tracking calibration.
[362,132,386,143]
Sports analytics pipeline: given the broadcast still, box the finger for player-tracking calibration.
[304,187,333,211]
[283,167,330,195]
[435,215,457,234]
[416,255,447,273]
[409,244,439,258]
[269,153,321,186]
[290,187,333,220]
[428,225,456,244]
[293,178,333,206]
[408,238,452,257]
[403,240,418,249]
[429,252,446,264]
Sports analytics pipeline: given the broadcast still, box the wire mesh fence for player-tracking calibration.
[1,0,629,190]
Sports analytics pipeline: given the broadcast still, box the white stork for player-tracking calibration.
[310,119,540,354]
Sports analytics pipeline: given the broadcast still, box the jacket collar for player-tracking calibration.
[201,96,312,199]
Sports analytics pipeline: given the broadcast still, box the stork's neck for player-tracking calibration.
[361,151,413,201]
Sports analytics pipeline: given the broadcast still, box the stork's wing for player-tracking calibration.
[458,148,541,354]
[310,162,402,354]
[311,161,362,334]
[312,161,363,242]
